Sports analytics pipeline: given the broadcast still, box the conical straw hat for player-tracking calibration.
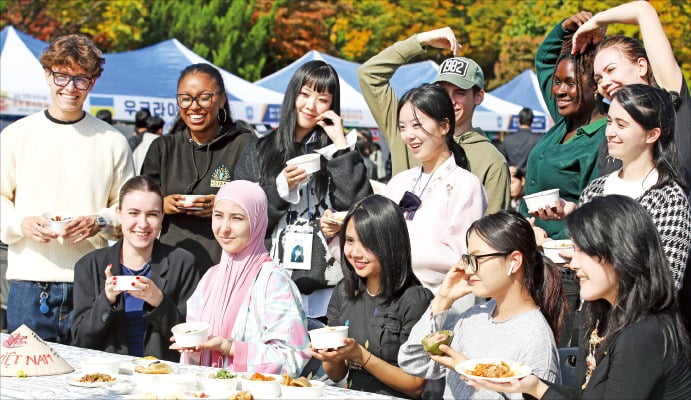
[0,324,74,376]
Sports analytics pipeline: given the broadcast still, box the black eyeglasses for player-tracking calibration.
[461,252,511,273]
[50,71,92,90]
[176,92,216,109]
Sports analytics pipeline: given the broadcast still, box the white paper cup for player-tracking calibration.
[171,322,210,348]
[41,213,73,235]
[286,153,321,175]
[542,240,574,264]
[239,374,281,399]
[308,326,348,349]
[113,275,141,291]
[80,356,120,375]
[523,189,560,212]
[182,194,205,210]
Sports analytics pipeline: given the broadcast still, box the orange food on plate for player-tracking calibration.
[249,372,275,381]
[466,361,515,378]
[281,373,312,387]
[79,373,115,383]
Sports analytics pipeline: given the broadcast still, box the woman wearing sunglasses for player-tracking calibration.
[399,210,566,399]
[141,63,253,273]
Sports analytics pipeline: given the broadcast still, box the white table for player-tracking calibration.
[0,334,404,399]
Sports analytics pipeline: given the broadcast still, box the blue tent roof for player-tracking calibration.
[0,26,47,58]
[489,69,550,117]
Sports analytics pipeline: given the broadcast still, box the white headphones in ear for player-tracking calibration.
[507,261,516,276]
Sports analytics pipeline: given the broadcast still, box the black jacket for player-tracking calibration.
[71,240,201,362]
[141,126,252,270]
[543,315,691,399]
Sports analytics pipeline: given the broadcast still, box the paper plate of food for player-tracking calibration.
[66,372,119,388]
[455,358,531,383]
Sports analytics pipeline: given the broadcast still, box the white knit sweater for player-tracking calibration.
[1,111,134,282]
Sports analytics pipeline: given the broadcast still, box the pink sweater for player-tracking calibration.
[385,156,487,286]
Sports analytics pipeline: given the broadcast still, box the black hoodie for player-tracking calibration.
[141,125,252,271]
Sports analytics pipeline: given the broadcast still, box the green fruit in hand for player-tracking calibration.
[421,330,454,355]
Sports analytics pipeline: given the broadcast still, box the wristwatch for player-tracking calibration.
[96,216,108,231]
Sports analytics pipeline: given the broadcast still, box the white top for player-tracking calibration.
[1,111,134,282]
[603,168,658,199]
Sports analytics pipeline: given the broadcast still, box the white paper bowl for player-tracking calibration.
[239,374,281,399]
[280,379,325,399]
[309,326,348,349]
[542,240,574,264]
[182,194,205,210]
[286,153,321,175]
[197,371,239,397]
[171,322,209,348]
[155,373,198,392]
[80,356,121,375]
[41,212,73,235]
[113,275,141,291]
[523,188,560,212]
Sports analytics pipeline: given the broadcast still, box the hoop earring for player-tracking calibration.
[217,108,228,125]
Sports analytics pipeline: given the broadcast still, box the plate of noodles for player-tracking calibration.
[455,358,531,383]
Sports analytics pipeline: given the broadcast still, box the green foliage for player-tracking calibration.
[145,0,281,81]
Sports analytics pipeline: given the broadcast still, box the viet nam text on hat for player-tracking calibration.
[436,57,485,90]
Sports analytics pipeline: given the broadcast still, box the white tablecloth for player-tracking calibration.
[0,333,404,399]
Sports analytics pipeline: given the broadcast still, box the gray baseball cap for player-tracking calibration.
[436,57,484,90]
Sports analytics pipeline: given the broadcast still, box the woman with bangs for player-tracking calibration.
[235,60,371,322]
[312,195,433,398]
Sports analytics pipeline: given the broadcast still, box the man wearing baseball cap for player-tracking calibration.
[359,27,510,214]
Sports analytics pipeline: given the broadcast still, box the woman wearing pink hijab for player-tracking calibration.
[174,180,310,375]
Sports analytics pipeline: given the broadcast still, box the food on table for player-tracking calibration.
[78,373,115,382]
[465,361,515,378]
[211,369,237,379]
[192,393,209,398]
[142,356,158,360]
[52,216,62,221]
[16,370,26,378]
[229,391,254,400]
[281,373,312,387]
[421,330,454,355]
[249,372,275,381]
[134,360,174,374]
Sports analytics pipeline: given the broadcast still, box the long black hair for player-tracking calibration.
[397,84,470,171]
[467,210,566,341]
[256,60,340,197]
[339,195,421,299]
[566,195,689,359]
[611,84,686,191]
[169,63,252,136]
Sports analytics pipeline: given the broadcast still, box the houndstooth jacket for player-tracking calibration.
[580,176,690,291]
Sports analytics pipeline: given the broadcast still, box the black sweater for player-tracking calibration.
[141,126,252,270]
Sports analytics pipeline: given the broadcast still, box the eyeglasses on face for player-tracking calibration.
[460,251,512,273]
[50,71,92,90]
[176,92,216,109]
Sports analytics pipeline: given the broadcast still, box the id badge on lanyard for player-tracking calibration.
[281,223,313,270]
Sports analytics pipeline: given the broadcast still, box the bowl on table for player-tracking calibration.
[308,326,348,349]
[80,356,121,375]
[286,153,321,175]
[41,212,73,235]
[542,240,574,264]
[197,370,239,397]
[171,321,209,348]
[239,373,281,399]
[280,375,325,399]
[523,189,560,213]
